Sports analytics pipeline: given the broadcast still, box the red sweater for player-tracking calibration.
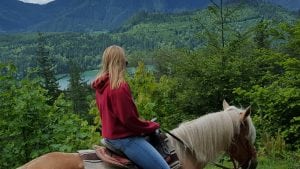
[92,74,159,139]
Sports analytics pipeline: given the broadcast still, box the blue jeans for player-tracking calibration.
[105,136,170,169]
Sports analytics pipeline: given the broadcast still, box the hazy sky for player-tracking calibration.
[19,0,55,5]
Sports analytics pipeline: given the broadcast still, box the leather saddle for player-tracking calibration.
[94,132,181,169]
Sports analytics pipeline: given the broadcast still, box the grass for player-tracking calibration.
[206,155,300,169]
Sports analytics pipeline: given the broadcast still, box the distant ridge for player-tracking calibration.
[266,0,300,11]
[0,0,299,33]
[0,0,209,32]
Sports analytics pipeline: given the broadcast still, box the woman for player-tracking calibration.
[92,45,170,169]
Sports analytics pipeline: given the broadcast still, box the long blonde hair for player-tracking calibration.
[98,45,126,89]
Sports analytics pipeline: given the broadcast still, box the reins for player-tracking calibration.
[211,162,232,169]
[161,128,192,152]
[161,128,236,169]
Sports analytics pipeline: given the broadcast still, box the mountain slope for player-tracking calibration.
[267,0,300,11]
[114,2,297,52]
[0,0,299,33]
[0,0,210,32]
[0,0,46,32]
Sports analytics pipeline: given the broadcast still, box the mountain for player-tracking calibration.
[266,0,300,11]
[0,0,299,33]
[0,0,44,32]
[0,0,210,32]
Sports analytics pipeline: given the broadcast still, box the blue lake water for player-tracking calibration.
[57,67,138,90]
[57,70,99,90]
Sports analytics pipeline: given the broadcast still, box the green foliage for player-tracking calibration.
[47,95,98,152]
[1,64,51,166]
[128,62,183,129]
[161,37,257,114]
[259,131,287,158]
[207,154,300,169]
[284,22,300,57]
[0,64,98,169]
[254,19,271,48]
[129,62,158,119]
[233,47,300,146]
[234,53,299,152]
[88,100,101,132]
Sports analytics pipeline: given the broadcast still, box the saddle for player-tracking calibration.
[92,132,181,169]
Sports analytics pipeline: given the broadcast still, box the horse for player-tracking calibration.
[17,100,257,169]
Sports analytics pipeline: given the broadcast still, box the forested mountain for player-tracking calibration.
[0,0,299,32]
[0,0,44,32]
[0,0,209,32]
[266,0,300,11]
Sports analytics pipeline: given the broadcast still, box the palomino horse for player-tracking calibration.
[18,100,257,169]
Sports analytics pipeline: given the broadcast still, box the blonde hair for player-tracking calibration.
[98,45,126,89]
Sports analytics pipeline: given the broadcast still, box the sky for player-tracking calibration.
[19,0,55,5]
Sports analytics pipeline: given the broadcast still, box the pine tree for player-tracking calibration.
[254,19,270,49]
[208,0,226,48]
[67,59,89,119]
[36,32,60,105]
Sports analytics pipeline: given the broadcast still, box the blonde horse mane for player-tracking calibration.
[170,106,256,165]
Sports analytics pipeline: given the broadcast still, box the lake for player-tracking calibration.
[57,67,140,90]
[57,70,99,90]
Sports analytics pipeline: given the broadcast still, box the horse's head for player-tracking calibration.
[223,100,258,169]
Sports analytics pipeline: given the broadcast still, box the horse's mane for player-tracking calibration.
[170,106,256,164]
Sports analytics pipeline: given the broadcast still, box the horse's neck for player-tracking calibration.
[167,134,204,169]
[168,113,238,168]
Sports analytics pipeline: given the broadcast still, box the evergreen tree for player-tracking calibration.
[208,0,227,49]
[254,19,270,49]
[67,59,89,119]
[36,32,60,104]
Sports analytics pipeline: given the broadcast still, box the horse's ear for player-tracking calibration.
[223,100,230,110]
[242,106,251,121]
